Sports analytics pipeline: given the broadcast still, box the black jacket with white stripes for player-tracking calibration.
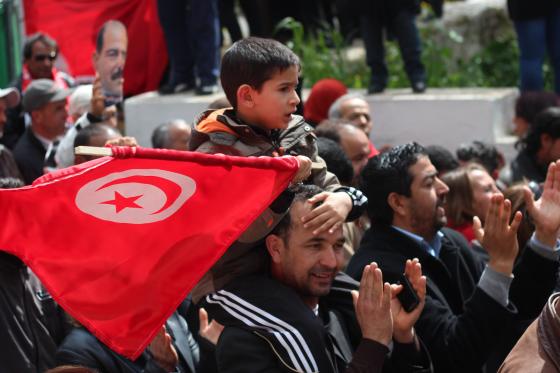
[205,272,432,373]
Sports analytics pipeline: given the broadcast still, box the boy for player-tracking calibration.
[189,37,367,301]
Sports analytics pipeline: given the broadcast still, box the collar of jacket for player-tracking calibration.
[537,292,560,370]
[194,109,311,148]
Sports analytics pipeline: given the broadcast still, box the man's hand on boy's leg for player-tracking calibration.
[302,191,352,235]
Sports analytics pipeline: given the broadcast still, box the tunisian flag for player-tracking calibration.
[0,147,298,359]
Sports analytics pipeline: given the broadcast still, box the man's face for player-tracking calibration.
[403,156,449,240]
[339,126,370,183]
[93,26,128,97]
[251,66,301,130]
[26,41,56,79]
[35,99,67,139]
[339,98,372,136]
[0,99,7,131]
[270,201,344,306]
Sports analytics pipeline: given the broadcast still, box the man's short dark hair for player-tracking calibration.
[360,142,427,225]
[425,145,459,175]
[521,107,560,157]
[220,37,300,108]
[23,33,58,60]
[456,141,501,174]
[317,137,353,185]
[74,123,121,148]
[95,20,126,53]
[271,184,323,241]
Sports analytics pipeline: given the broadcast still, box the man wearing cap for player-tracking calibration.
[13,79,73,184]
[0,88,24,180]
[2,33,74,150]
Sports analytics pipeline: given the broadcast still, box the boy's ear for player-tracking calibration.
[237,84,255,109]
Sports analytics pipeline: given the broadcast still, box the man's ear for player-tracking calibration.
[236,84,255,109]
[92,52,99,69]
[265,234,284,264]
[387,192,408,218]
[30,110,42,126]
[541,133,553,149]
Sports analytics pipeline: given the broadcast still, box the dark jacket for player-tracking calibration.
[510,148,547,184]
[13,127,47,185]
[56,311,203,373]
[346,225,558,373]
[0,252,68,373]
[207,272,432,373]
[507,0,560,21]
[189,109,367,302]
[0,144,23,180]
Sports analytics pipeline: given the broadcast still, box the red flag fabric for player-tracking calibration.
[23,0,167,96]
[0,147,298,359]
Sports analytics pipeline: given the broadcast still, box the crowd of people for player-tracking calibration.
[1,4,560,372]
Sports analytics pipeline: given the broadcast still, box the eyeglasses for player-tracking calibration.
[33,52,57,62]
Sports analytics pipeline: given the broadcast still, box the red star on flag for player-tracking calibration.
[101,191,143,213]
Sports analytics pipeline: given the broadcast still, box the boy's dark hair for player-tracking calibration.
[522,107,560,157]
[317,137,353,185]
[456,141,501,174]
[360,142,427,225]
[23,33,58,60]
[515,91,558,124]
[220,37,300,108]
[271,184,323,241]
[425,145,459,175]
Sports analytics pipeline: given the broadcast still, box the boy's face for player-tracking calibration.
[250,65,300,130]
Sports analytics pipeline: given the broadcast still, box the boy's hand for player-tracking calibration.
[473,194,522,276]
[352,262,393,346]
[390,258,426,344]
[291,155,312,184]
[302,191,352,235]
[524,160,560,247]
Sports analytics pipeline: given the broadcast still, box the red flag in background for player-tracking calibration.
[0,147,298,359]
[23,0,167,95]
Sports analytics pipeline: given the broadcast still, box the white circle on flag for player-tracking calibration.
[75,169,196,224]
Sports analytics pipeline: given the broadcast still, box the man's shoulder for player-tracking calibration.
[347,226,414,280]
[216,326,285,372]
[13,130,41,157]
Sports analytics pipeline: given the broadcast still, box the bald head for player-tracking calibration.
[96,20,127,53]
[338,124,370,183]
[74,123,122,164]
[329,94,372,136]
[151,119,191,150]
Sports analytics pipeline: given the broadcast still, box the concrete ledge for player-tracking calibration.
[124,87,518,161]
[365,87,518,161]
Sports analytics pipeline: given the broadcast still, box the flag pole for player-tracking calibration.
[74,146,324,171]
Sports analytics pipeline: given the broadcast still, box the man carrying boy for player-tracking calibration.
[189,37,367,301]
